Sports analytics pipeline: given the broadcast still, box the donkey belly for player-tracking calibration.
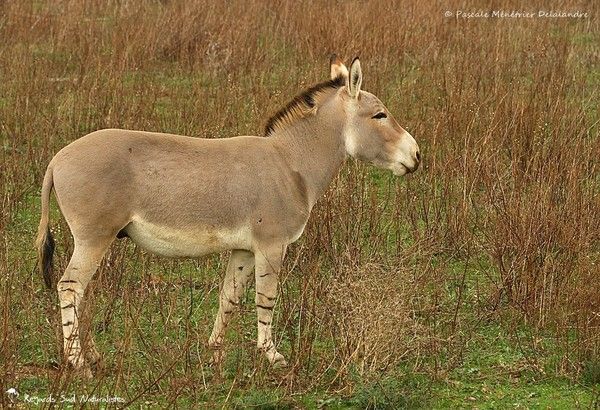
[124,215,252,257]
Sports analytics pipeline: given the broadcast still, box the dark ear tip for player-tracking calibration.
[330,53,338,64]
[351,56,360,65]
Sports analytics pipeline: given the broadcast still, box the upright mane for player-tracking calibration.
[264,75,346,136]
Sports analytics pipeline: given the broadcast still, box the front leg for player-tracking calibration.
[208,250,254,360]
[254,245,287,366]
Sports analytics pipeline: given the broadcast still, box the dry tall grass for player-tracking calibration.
[0,0,598,406]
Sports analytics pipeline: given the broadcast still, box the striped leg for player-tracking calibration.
[58,239,110,373]
[254,245,287,366]
[208,250,254,361]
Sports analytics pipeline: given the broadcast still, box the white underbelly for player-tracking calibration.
[125,215,252,257]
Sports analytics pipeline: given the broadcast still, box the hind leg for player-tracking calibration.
[78,287,102,368]
[57,237,112,373]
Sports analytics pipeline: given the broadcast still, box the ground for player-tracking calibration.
[0,1,598,408]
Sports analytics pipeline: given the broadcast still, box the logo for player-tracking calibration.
[5,388,19,401]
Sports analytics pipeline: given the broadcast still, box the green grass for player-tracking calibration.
[432,327,596,409]
[2,3,598,406]
[0,140,595,407]
[8,255,598,408]
[5,188,598,409]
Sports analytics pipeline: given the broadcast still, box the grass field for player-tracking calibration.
[1,0,599,408]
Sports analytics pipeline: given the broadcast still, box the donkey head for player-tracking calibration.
[331,55,420,176]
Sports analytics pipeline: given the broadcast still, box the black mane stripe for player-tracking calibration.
[264,75,346,136]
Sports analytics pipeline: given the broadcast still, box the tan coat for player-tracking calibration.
[37,56,420,374]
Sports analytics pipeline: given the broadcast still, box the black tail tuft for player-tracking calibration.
[41,227,55,289]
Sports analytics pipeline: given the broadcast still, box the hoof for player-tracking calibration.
[272,357,288,368]
[66,354,93,379]
[209,349,225,367]
[78,366,94,379]
[265,349,287,367]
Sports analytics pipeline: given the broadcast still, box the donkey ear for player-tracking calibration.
[329,54,349,80]
[348,57,362,98]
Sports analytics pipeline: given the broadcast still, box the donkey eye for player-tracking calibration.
[372,112,387,119]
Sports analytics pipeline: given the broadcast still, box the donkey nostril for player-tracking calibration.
[415,151,421,162]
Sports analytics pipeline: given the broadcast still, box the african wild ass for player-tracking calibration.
[36,56,420,375]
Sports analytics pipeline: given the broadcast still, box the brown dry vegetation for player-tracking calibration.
[0,0,598,408]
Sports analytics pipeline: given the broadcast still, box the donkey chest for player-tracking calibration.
[125,215,252,257]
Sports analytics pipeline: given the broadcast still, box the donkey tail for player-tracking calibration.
[36,165,55,289]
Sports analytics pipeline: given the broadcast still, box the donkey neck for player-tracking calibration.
[270,105,347,208]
